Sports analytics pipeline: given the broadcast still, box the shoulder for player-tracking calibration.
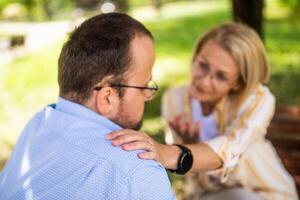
[42,106,170,179]
[252,85,274,102]
[236,85,275,120]
[62,125,166,176]
[260,85,275,102]
[242,85,275,111]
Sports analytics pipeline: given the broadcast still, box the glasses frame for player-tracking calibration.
[94,80,159,99]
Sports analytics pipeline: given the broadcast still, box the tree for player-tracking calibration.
[152,0,163,11]
[232,0,265,39]
[115,0,129,12]
[279,0,300,17]
[75,0,99,10]
[41,0,74,20]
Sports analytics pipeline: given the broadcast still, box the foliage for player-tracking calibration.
[0,0,74,21]
[274,0,300,17]
[279,0,300,8]
[129,0,198,7]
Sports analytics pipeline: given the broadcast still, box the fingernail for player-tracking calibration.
[138,153,145,158]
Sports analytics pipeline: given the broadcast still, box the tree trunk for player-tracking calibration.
[295,0,300,17]
[42,0,54,20]
[75,0,99,10]
[152,0,163,11]
[232,0,264,40]
[115,0,129,13]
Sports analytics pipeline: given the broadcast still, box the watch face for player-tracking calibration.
[181,152,193,171]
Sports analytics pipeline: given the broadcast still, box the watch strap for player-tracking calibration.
[168,144,193,175]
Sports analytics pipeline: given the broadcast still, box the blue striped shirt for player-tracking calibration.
[0,97,176,200]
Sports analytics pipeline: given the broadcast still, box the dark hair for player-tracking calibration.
[58,13,153,103]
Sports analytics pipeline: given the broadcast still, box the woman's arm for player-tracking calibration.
[186,143,222,172]
[106,129,222,172]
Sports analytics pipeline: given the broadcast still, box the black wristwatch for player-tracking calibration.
[168,144,193,175]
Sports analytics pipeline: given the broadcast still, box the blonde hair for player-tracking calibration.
[192,23,269,132]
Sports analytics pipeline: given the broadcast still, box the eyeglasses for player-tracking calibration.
[94,80,159,100]
[192,59,234,85]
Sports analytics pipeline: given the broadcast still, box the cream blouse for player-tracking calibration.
[162,84,298,200]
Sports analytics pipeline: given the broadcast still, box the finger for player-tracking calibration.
[122,141,153,152]
[169,116,180,130]
[194,122,201,135]
[175,113,186,124]
[179,119,188,135]
[168,117,175,126]
[169,120,181,134]
[175,115,181,124]
[105,129,145,140]
[188,122,199,139]
[138,151,156,160]
[111,133,147,146]
[169,120,177,130]
[185,121,196,138]
[189,121,200,138]
[105,129,128,140]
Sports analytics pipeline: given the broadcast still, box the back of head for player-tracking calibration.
[193,23,269,97]
[58,13,153,104]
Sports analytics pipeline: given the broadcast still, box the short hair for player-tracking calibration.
[58,13,153,103]
[192,23,269,97]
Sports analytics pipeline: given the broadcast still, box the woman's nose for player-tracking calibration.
[199,74,213,88]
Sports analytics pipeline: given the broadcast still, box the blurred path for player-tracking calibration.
[0,20,70,65]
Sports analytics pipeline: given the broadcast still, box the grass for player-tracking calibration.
[0,0,299,198]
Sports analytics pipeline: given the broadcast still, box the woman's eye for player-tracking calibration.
[216,72,228,82]
[199,61,209,71]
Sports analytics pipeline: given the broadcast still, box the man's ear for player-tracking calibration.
[95,87,119,118]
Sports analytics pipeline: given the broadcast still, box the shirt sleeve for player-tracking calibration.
[130,160,177,200]
[162,88,185,145]
[205,88,276,182]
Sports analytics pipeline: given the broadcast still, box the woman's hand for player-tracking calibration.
[169,114,201,144]
[106,129,180,169]
[106,129,159,159]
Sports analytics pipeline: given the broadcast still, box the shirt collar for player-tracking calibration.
[54,97,122,131]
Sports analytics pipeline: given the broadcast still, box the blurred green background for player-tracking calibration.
[0,0,300,198]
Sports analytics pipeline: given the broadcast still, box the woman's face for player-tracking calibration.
[189,40,241,103]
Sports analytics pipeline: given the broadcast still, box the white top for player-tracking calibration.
[191,98,219,142]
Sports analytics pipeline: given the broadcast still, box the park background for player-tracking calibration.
[0,0,300,198]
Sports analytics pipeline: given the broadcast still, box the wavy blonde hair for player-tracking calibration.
[192,23,269,132]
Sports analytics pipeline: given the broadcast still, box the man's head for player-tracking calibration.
[58,13,156,130]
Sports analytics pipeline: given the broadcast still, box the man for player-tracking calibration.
[0,13,176,200]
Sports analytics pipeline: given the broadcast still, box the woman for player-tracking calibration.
[106,23,298,200]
